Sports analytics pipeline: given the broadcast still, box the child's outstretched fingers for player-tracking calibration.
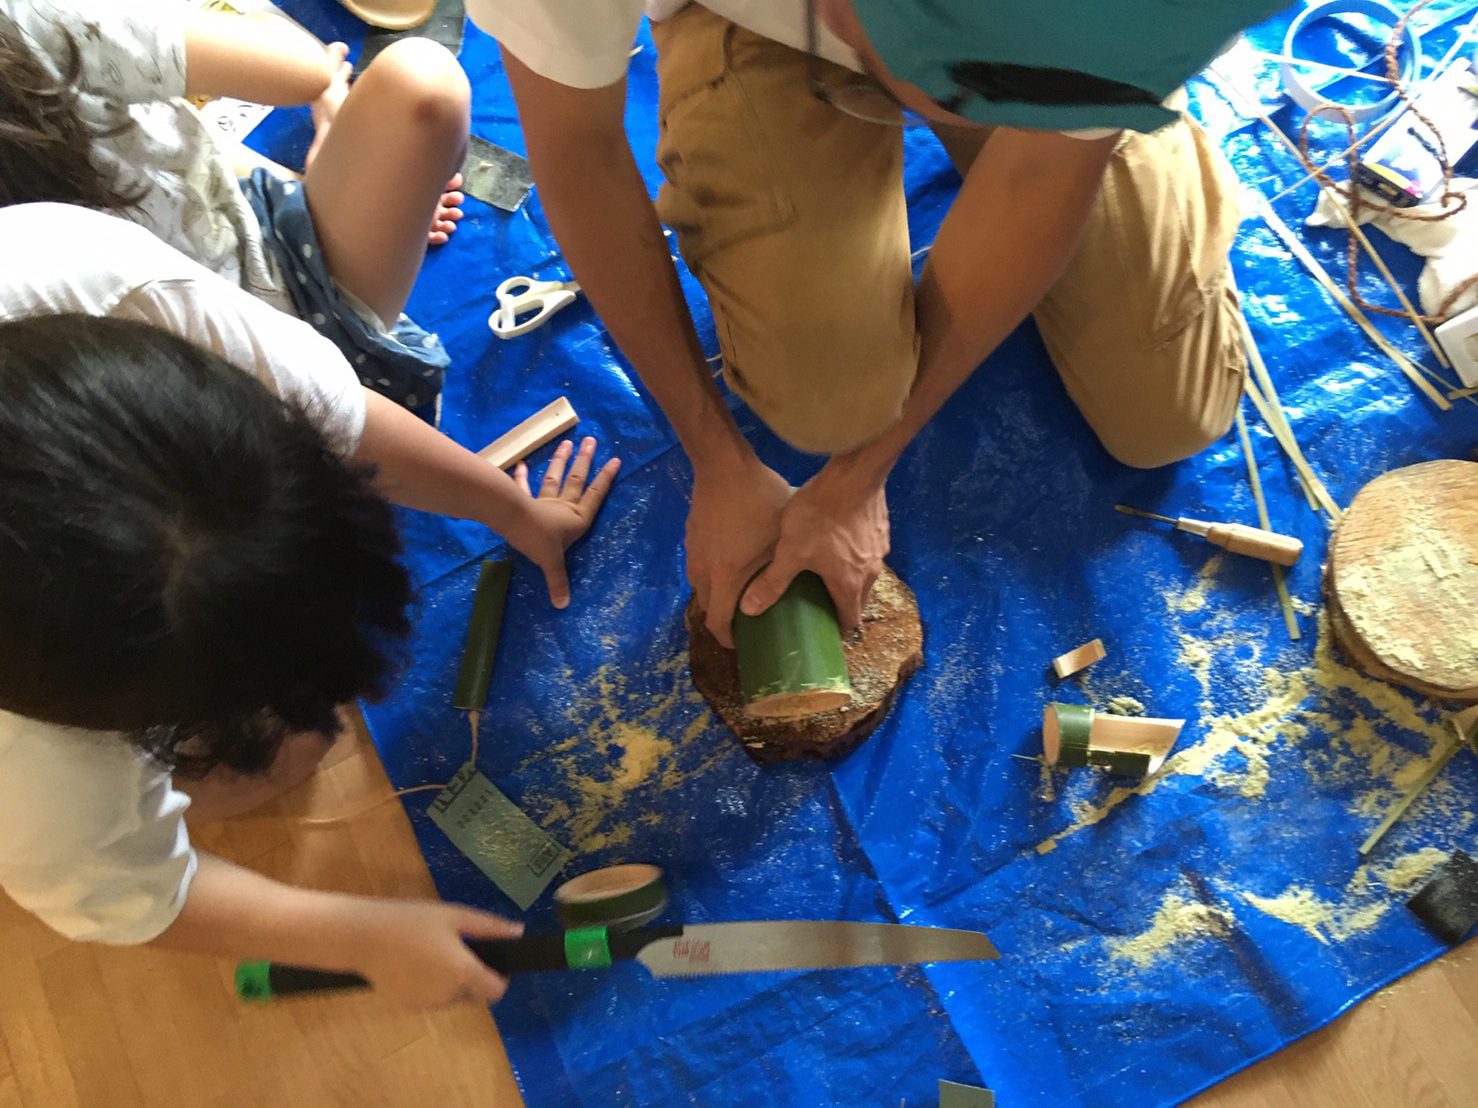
[580,456,622,517]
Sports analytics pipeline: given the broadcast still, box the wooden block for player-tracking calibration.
[477,397,578,471]
[1051,638,1106,680]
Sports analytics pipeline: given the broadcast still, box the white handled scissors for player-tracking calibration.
[488,275,582,339]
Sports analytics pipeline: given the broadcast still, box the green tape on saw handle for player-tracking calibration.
[732,571,852,718]
[453,559,511,711]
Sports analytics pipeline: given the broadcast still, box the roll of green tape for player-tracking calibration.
[555,863,668,931]
[1043,702,1093,768]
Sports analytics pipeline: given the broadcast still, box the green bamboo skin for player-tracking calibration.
[732,572,853,719]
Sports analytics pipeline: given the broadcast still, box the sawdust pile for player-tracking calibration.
[1107,891,1233,969]
[517,649,728,854]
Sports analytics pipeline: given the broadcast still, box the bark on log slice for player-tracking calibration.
[686,567,923,762]
[1326,459,1478,702]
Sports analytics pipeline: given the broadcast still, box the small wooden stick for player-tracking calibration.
[1051,638,1106,680]
[1253,195,1453,412]
[1235,408,1300,641]
[1358,725,1467,858]
[478,397,579,470]
[1450,386,1478,400]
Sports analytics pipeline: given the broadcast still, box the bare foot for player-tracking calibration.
[304,42,351,175]
[428,172,464,246]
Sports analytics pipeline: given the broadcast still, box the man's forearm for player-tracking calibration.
[503,52,752,477]
[831,130,1116,492]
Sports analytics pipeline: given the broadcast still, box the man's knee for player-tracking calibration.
[1092,365,1243,469]
[361,38,471,135]
[721,312,917,455]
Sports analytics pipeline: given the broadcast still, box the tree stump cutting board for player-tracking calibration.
[686,567,923,762]
[1326,459,1478,702]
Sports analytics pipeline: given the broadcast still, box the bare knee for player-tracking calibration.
[359,38,471,136]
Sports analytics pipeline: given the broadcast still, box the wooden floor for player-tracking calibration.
[2,719,1474,1107]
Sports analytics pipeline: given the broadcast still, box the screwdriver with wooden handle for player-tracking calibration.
[1115,504,1304,567]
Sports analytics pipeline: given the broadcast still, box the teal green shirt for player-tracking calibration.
[851,0,1286,133]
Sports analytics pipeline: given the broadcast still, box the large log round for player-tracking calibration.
[1326,459,1478,702]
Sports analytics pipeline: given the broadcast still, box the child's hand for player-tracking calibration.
[509,437,621,609]
[354,899,523,1009]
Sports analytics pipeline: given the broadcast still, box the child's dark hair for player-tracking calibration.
[0,13,139,211]
[0,315,412,777]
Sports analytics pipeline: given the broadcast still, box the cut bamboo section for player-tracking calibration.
[1042,703,1184,778]
[732,572,853,719]
[478,397,579,470]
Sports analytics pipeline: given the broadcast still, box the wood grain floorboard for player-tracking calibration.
[2,714,1473,1105]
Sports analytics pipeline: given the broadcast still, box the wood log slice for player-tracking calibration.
[686,567,923,762]
[1326,459,1478,702]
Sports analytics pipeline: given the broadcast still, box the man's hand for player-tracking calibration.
[506,437,621,608]
[353,899,523,1010]
[687,459,793,647]
[739,466,890,633]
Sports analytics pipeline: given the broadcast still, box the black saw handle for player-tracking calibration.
[235,925,683,1002]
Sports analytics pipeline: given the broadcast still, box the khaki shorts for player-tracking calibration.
[652,6,1247,467]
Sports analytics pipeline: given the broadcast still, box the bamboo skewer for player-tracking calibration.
[1235,408,1300,640]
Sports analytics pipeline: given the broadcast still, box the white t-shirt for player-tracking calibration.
[0,203,365,943]
[1,0,292,311]
[467,0,861,89]
[0,712,196,945]
[0,203,365,455]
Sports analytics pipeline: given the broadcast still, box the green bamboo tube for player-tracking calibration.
[452,559,512,711]
[732,571,853,719]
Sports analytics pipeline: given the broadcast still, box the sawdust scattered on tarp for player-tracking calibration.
[516,648,730,853]
[1107,889,1233,969]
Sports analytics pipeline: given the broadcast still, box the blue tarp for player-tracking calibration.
[260,4,1477,1104]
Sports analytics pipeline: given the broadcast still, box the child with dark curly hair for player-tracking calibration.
[1,0,471,414]
[0,197,620,1008]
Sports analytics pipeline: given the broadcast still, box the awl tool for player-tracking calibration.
[1115,504,1303,567]
[236,920,999,1001]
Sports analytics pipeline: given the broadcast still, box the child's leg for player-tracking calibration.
[177,730,335,825]
[303,38,471,327]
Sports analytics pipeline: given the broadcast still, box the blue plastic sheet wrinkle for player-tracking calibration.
[252,4,1478,1105]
